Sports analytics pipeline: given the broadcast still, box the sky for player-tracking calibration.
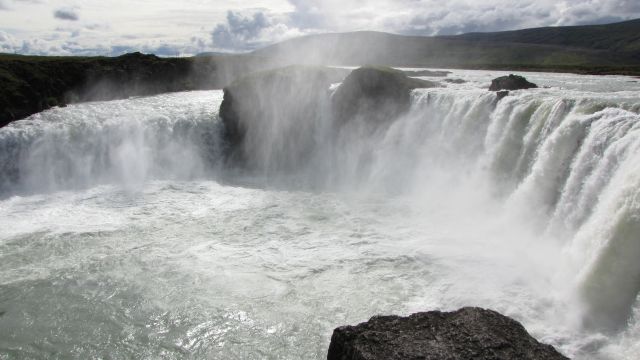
[1,0,639,56]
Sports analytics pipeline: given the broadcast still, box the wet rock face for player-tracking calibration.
[332,66,439,126]
[496,90,510,101]
[0,52,213,128]
[219,65,349,170]
[327,307,569,360]
[489,74,538,91]
[219,65,438,170]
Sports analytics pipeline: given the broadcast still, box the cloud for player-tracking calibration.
[196,1,640,52]
[0,0,42,11]
[54,8,79,21]
[212,11,271,50]
[211,10,306,51]
[3,0,640,56]
[284,0,640,36]
[0,31,20,52]
[287,0,328,29]
[0,27,214,57]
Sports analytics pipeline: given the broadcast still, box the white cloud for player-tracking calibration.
[212,11,271,50]
[0,31,20,52]
[282,0,639,35]
[0,0,639,55]
[211,10,307,51]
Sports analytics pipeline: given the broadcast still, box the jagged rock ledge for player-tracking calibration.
[219,65,349,170]
[327,307,569,360]
[0,51,264,128]
[489,74,538,102]
[489,74,538,91]
[219,65,438,171]
[332,66,439,125]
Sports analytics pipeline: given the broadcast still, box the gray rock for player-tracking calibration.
[327,307,569,360]
[332,66,439,126]
[219,65,348,170]
[496,90,510,101]
[489,74,538,91]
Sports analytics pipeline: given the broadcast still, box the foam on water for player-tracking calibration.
[0,91,224,195]
[1,70,640,359]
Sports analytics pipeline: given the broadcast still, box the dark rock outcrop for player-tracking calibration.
[489,74,538,91]
[0,51,272,128]
[0,52,206,127]
[327,307,569,360]
[219,66,438,170]
[220,65,349,170]
[332,66,439,126]
[496,90,510,101]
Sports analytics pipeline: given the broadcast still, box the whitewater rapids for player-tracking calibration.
[1,70,640,359]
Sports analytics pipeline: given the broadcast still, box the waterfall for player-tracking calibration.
[0,91,224,195]
[1,80,639,340]
[403,88,640,333]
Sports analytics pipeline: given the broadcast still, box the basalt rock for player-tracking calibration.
[0,51,275,128]
[496,90,510,101]
[327,307,569,360]
[489,74,538,91]
[332,66,439,126]
[219,65,349,170]
[0,52,223,128]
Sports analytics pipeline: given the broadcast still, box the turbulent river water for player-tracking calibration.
[1,69,640,359]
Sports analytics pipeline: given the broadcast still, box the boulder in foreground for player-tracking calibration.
[327,307,568,360]
[489,74,538,91]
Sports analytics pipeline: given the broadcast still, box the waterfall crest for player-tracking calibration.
[0,91,224,194]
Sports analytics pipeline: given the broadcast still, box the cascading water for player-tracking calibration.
[0,91,224,195]
[1,70,639,359]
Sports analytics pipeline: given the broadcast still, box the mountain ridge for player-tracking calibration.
[251,18,640,69]
[450,18,640,53]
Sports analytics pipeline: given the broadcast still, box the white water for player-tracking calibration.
[1,70,640,359]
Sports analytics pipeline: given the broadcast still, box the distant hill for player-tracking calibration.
[252,19,640,73]
[452,18,640,54]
